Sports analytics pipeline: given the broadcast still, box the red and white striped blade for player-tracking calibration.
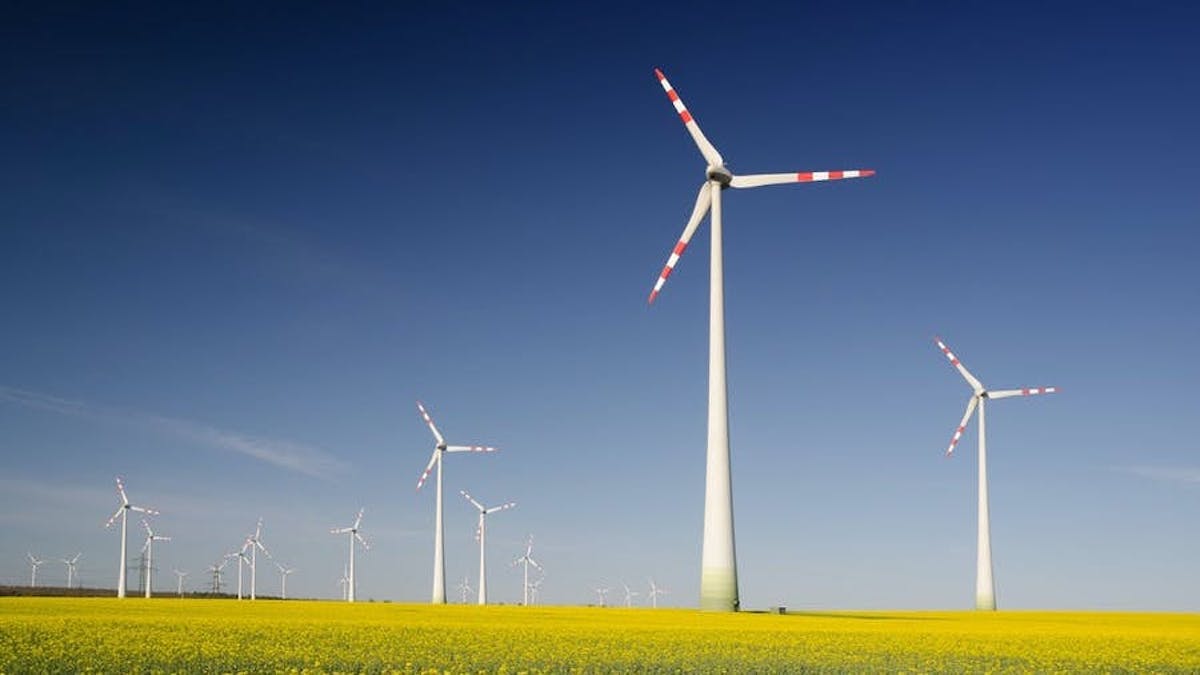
[946,396,979,456]
[648,182,712,304]
[461,490,485,512]
[416,402,445,446]
[415,449,439,490]
[934,337,985,393]
[729,169,876,189]
[655,68,724,168]
[486,501,516,515]
[445,445,497,453]
[988,387,1059,400]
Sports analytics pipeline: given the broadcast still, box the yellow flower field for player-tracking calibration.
[1,598,1198,673]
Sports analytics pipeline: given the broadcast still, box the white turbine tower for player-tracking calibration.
[26,553,45,587]
[935,336,1058,610]
[140,519,170,598]
[648,578,669,608]
[225,549,250,600]
[330,508,369,602]
[593,586,610,608]
[104,477,158,598]
[173,569,188,597]
[244,518,271,601]
[621,582,640,608]
[275,562,295,600]
[645,68,875,611]
[460,490,514,605]
[61,553,81,589]
[415,401,497,604]
[455,575,474,604]
[512,536,542,606]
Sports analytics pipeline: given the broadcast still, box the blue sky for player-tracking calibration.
[1,2,1197,609]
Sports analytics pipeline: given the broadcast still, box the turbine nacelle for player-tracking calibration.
[706,165,732,185]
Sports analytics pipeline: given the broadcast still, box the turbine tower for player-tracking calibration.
[140,519,170,598]
[26,553,45,587]
[935,336,1058,610]
[244,518,271,601]
[104,477,158,598]
[225,549,250,600]
[173,569,188,597]
[460,490,514,605]
[415,401,498,604]
[646,68,875,611]
[593,586,610,607]
[330,508,369,602]
[512,535,542,606]
[61,553,81,589]
[207,558,229,594]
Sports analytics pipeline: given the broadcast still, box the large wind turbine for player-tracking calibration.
[415,401,497,604]
[331,508,369,602]
[512,535,542,606]
[104,477,158,598]
[141,519,170,598]
[26,553,45,587]
[460,490,514,605]
[244,518,271,601]
[646,68,874,611]
[61,553,81,589]
[935,336,1058,610]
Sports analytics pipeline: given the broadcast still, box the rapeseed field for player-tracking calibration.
[1,598,1198,673]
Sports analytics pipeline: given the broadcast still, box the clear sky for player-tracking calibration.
[2,2,1197,609]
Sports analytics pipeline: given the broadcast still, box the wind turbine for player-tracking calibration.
[172,569,188,597]
[460,490,514,605]
[935,336,1058,610]
[104,477,158,598]
[512,535,542,606]
[140,519,170,598]
[529,575,544,605]
[455,575,474,604]
[61,553,81,589]
[415,401,497,604]
[645,68,874,611]
[275,562,295,600]
[593,586,610,608]
[648,578,669,608]
[337,565,349,601]
[621,582,640,608]
[26,553,45,587]
[244,518,271,601]
[207,558,229,594]
[330,508,369,602]
[225,549,250,600]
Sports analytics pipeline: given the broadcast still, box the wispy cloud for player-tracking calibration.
[0,385,348,478]
[1114,465,1200,486]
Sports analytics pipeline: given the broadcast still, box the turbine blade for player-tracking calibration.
[129,505,159,516]
[485,501,516,514]
[947,396,980,456]
[331,527,352,534]
[654,68,724,167]
[416,401,445,445]
[935,337,985,393]
[105,507,123,528]
[115,477,129,505]
[353,508,363,530]
[730,169,876,189]
[416,449,439,490]
[460,490,485,512]
[648,182,712,304]
[988,387,1059,400]
[355,532,370,550]
[445,445,497,453]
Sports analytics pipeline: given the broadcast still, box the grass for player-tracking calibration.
[1,597,1198,672]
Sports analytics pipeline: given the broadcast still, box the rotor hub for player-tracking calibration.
[706,165,732,185]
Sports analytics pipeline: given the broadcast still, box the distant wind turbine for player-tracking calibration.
[60,553,81,589]
[415,401,497,604]
[455,575,474,604]
[330,508,369,602]
[225,549,250,600]
[173,569,188,597]
[512,535,542,606]
[593,586,610,608]
[461,490,514,605]
[645,68,874,611]
[104,477,158,598]
[26,553,45,587]
[244,518,271,601]
[648,578,669,608]
[140,519,170,598]
[275,562,295,600]
[621,582,640,608]
[935,336,1058,610]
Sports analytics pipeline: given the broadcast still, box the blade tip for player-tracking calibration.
[863,169,876,177]
[653,68,665,80]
